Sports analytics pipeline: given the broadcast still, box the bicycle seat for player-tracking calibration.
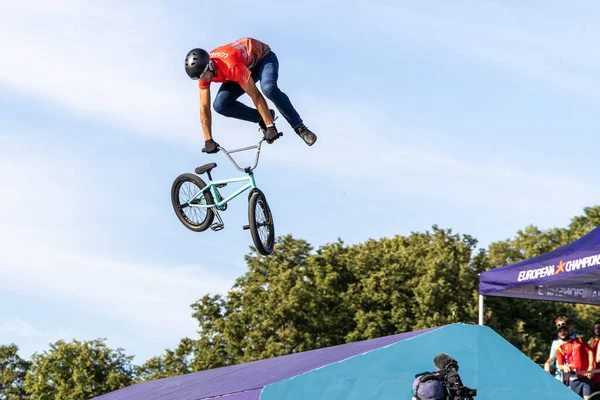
[195,163,217,175]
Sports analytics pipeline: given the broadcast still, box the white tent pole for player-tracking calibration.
[478,295,484,325]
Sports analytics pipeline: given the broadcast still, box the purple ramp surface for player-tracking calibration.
[479,225,600,304]
[92,326,441,400]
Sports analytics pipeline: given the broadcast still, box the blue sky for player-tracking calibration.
[1,0,599,365]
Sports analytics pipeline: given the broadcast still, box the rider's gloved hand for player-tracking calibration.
[264,125,280,144]
[204,139,220,154]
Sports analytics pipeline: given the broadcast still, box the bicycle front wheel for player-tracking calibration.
[248,191,275,255]
[171,173,214,232]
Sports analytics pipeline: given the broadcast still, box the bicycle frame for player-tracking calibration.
[187,138,268,209]
[191,175,256,209]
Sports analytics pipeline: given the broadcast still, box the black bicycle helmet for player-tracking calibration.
[185,48,210,80]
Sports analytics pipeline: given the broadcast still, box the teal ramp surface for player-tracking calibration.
[260,324,579,400]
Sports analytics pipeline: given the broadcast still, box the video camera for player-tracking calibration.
[413,353,477,400]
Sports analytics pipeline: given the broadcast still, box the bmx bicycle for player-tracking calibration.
[170,133,282,256]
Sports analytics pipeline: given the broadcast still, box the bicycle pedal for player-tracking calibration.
[242,224,250,230]
[216,183,228,188]
[210,223,224,231]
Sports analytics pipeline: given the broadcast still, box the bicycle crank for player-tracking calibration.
[211,210,225,231]
[211,223,224,231]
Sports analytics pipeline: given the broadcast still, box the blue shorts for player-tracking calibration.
[570,377,592,397]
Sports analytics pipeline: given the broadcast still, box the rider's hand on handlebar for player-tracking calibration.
[204,139,220,154]
[264,125,280,144]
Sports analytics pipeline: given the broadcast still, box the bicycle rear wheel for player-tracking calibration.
[248,191,275,255]
[171,173,214,232]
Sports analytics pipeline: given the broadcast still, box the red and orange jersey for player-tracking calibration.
[199,38,271,89]
[556,336,593,379]
[592,338,600,384]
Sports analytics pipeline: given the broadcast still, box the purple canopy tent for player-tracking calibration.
[477,225,600,324]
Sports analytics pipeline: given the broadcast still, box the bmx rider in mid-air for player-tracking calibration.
[185,37,317,154]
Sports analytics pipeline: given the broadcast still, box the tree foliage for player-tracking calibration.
[0,343,30,400]
[167,205,600,371]
[5,205,600,394]
[134,338,192,382]
[151,226,485,373]
[22,338,133,400]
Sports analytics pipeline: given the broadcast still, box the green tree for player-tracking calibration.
[0,343,31,400]
[343,226,482,341]
[23,338,133,400]
[180,227,483,372]
[148,235,356,374]
[189,234,324,367]
[135,205,600,379]
[134,338,192,382]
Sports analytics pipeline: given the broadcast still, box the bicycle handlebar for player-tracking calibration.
[201,133,283,173]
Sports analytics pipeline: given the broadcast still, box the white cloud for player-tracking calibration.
[0,0,314,149]
[258,97,600,220]
[0,1,203,144]
[0,135,233,342]
[0,0,597,362]
[2,0,596,226]
[1,1,597,222]
[0,318,43,338]
[0,245,232,340]
[351,2,600,101]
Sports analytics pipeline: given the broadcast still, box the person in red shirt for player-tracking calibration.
[590,321,600,394]
[556,323,594,399]
[184,37,317,154]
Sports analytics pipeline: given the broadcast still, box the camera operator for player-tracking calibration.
[411,353,477,400]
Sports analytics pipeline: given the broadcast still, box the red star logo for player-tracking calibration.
[556,260,566,274]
